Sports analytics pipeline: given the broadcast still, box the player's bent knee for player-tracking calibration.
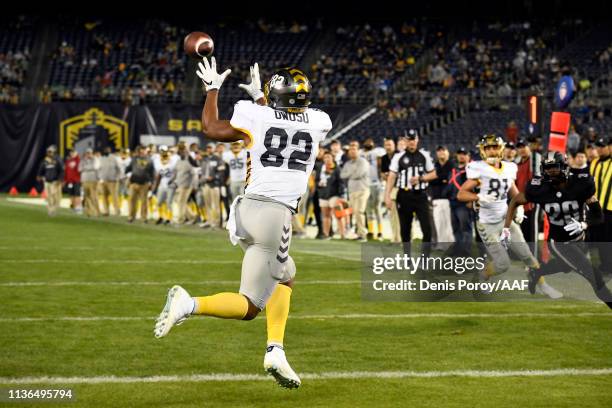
[242,297,262,321]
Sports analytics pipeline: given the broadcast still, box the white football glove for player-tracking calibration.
[196,57,231,92]
[500,227,511,249]
[238,62,264,102]
[477,193,497,204]
[563,218,587,236]
[514,205,525,224]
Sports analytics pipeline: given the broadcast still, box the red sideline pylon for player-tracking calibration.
[29,188,39,197]
[8,187,18,196]
[40,190,47,199]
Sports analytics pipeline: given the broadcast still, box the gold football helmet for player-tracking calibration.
[478,134,505,165]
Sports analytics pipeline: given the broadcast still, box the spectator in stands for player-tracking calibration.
[431,145,455,247]
[503,142,517,162]
[79,148,100,217]
[98,147,122,216]
[126,145,155,223]
[341,144,371,242]
[505,121,519,144]
[317,152,346,239]
[446,147,472,256]
[63,149,82,213]
[330,140,345,167]
[37,145,64,217]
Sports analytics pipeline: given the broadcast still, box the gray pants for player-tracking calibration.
[476,219,538,275]
[234,195,296,309]
[229,181,246,201]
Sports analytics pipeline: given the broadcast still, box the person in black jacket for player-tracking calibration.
[444,147,473,256]
[37,145,64,216]
[316,152,346,239]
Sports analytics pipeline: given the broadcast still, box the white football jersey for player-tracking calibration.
[230,100,332,208]
[154,155,178,189]
[225,149,248,183]
[466,160,517,223]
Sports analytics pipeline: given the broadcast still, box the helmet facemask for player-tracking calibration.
[478,135,505,166]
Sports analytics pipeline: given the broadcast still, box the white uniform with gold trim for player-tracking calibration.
[227,100,332,309]
[466,160,517,224]
[230,100,332,209]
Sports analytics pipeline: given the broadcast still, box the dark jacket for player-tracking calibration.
[445,165,468,206]
[38,155,64,182]
[316,166,345,200]
[127,156,155,184]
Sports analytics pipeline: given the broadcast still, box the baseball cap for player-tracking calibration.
[456,146,468,154]
[516,138,527,147]
[159,145,169,153]
[85,148,93,153]
[506,142,516,149]
[404,129,419,139]
[595,137,607,147]
[435,145,447,151]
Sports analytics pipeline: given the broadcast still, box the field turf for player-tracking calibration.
[0,196,611,407]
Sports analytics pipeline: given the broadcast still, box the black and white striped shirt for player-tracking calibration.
[389,149,435,191]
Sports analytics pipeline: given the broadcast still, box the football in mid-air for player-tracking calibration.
[183,31,214,59]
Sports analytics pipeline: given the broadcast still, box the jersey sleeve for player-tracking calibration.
[230,101,256,148]
[389,153,401,173]
[465,162,481,180]
[422,150,435,172]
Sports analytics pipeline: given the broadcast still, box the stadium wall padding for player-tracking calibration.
[0,103,208,192]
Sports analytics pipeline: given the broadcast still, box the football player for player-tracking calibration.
[458,135,562,298]
[503,152,611,308]
[154,58,332,389]
[152,145,178,225]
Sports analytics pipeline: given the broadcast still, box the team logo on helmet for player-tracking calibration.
[264,67,311,112]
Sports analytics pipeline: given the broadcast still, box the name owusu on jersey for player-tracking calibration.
[274,111,309,123]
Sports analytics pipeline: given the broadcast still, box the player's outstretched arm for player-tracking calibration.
[197,57,251,145]
[504,192,528,229]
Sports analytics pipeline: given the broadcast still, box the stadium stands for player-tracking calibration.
[0,16,34,103]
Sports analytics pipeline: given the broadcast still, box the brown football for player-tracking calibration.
[183,32,214,59]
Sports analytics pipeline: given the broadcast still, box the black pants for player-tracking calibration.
[521,205,540,257]
[312,190,323,236]
[396,190,433,256]
[449,204,473,256]
[539,240,611,308]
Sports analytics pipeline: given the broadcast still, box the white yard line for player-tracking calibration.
[0,312,609,323]
[1,368,610,384]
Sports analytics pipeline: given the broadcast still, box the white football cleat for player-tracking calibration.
[263,345,301,389]
[536,281,564,299]
[154,285,193,338]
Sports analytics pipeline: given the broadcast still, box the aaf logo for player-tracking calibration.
[59,108,128,157]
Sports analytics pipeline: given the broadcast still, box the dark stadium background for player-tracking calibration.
[0,0,610,192]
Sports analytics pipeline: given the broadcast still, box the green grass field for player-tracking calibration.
[0,196,611,407]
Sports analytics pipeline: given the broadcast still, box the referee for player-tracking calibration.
[384,129,437,255]
[590,136,612,276]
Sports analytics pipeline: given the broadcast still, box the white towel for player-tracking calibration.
[226,195,244,246]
